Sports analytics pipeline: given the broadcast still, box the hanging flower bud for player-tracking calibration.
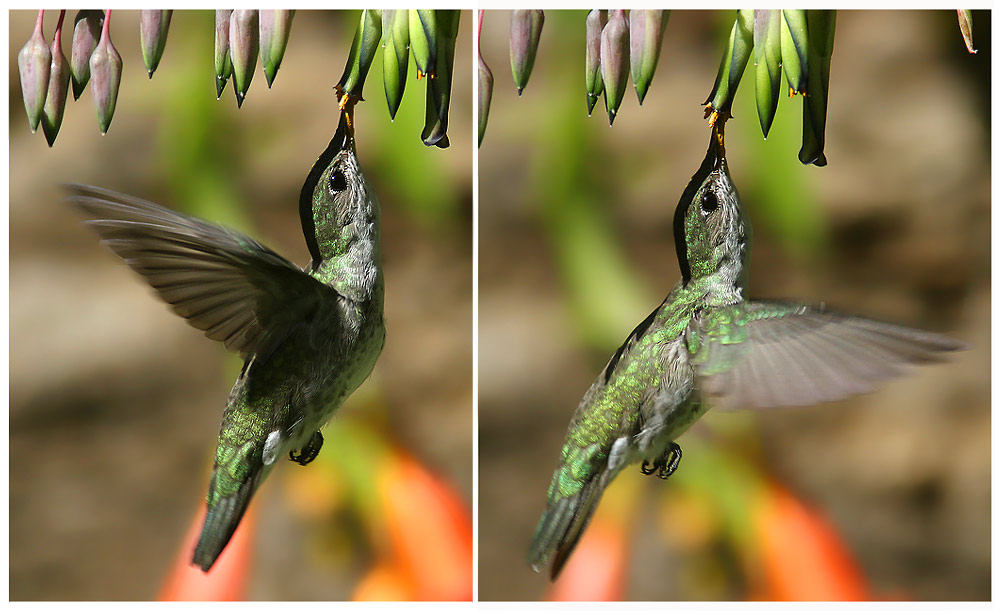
[780,10,809,95]
[753,10,782,138]
[89,10,122,135]
[139,10,172,78]
[422,10,460,148]
[229,10,259,108]
[18,10,52,133]
[70,10,102,100]
[409,10,437,79]
[799,10,836,167]
[585,10,606,117]
[260,10,294,87]
[382,10,410,120]
[703,10,754,124]
[509,9,544,95]
[629,10,669,105]
[337,9,382,105]
[957,10,976,54]
[214,10,233,99]
[42,11,71,146]
[600,10,629,125]
[477,11,493,147]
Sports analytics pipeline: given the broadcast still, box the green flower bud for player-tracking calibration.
[600,9,629,125]
[89,10,122,135]
[409,10,437,79]
[629,10,669,105]
[42,12,70,146]
[703,10,754,123]
[509,9,544,95]
[780,10,808,95]
[422,10,459,148]
[337,9,382,104]
[215,10,233,99]
[18,10,51,133]
[753,9,782,138]
[478,11,493,148]
[229,10,259,108]
[799,10,835,166]
[260,10,294,88]
[139,9,172,78]
[585,10,606,116]
[382,9,409,119]
[70,10,102,100]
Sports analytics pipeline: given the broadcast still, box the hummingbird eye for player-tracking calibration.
[328,170,348,193]
[700,190,719,215]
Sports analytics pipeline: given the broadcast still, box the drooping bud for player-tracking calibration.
[89,10,122,135]
[600,10,629,125]
[18,10,52,133]
[957,10,976,54]
[703,10,754,124]
[260,10,294,87]
[139,10,172,78]
[382,9,409,119]
[477,11,493,147]
[42,11,71,146]
[585,10,606,116]
[70,10,102,100]
[229,10,259,108]
[337,9,382,105]
[422,10,460,148]
[799,10,836,166]
[753,10,782,138]
[780,10,808,95]
[214,10,233,98]
[409,10,437,79]
[509,9,544,95]
[629,10,669,105]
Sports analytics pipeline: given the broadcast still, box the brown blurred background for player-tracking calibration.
[10,10,471,600]
[478,10,989,601]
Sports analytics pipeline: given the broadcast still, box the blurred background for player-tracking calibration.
[10,10,471,600]
[478,10,989,601]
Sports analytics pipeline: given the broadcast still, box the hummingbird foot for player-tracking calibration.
[289,431,324,466]
[640,442,682,480]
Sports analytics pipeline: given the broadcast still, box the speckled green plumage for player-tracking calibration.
[68,108,385,572]
[528,124,966,579]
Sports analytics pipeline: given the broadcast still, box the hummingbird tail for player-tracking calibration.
[192,468,262,572]
[527,471,609,580]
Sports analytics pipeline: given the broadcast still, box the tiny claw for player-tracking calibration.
[289,431,323,466]
[657,442,682,479]
[640,459,656,475]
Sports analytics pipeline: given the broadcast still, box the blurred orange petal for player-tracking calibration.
[379,448,473,600]
[751,481,870,601]
[353,561,417,601]
[547,512,628,601]
[158,503,254,601]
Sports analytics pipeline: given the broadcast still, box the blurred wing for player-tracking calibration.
[67,184,342,361]
[690,300,967,410]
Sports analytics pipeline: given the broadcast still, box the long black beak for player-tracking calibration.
[330,105,356,155]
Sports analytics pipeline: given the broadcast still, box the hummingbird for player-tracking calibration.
[527,122,967,579]
[67,106,385,571]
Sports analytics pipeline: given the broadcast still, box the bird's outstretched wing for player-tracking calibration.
[688,300,967,410]
[67,184,343,363]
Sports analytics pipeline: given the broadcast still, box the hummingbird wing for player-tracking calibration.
[67,184,342,364]
[689,301,967,410]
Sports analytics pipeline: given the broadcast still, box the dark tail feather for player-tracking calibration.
[527,475,607,580]
[192,469,262,572]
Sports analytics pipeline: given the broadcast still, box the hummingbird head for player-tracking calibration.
[673,125,751,298]
[299,106,380,268]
